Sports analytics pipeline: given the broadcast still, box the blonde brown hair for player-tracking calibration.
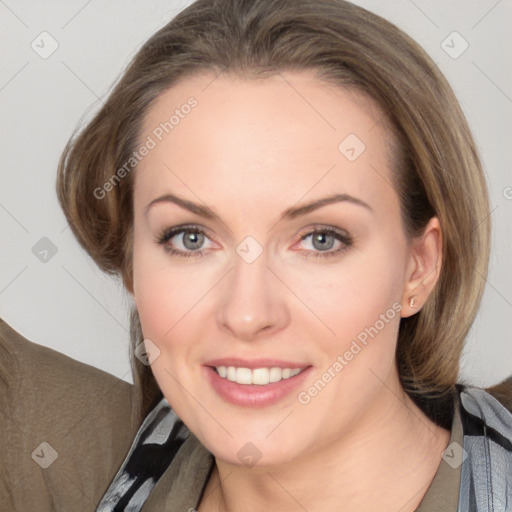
[56,0,490,423]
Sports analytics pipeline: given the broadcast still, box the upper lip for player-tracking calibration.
[204,358,311,369]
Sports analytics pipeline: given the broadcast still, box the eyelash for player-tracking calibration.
[155,224,353,260]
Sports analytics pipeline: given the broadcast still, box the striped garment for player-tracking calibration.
[96,385,512,511]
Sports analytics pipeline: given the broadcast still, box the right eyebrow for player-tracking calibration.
[145,193,216,219]
[145,191,373,221]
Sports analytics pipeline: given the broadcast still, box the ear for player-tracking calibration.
[401,216,442,318]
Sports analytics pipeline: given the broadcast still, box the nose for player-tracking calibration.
[217,250,290,341]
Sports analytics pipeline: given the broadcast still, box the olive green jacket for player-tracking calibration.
[0,319,143,511]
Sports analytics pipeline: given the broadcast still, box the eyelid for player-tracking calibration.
[293,225,353,257]
[297,224,351,240]
[156,222,353,259]
[157,223,218,244]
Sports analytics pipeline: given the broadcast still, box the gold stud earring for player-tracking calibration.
[409,296,418,308]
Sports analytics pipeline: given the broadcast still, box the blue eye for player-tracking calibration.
[298,227,353,259]
[156,224,353,259]
[156,225,212,258]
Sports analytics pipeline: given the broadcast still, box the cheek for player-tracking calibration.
[287,238,406,397]
[132,233,216,349]
[132,243,204,399]
[132,229,180,341]
[292,243,404,336]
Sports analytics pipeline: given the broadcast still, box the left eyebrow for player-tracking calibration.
[279,193,374,221]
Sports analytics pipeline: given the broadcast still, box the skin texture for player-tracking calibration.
[131,71,450,512]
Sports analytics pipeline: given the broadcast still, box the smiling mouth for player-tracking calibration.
[204,363,314,408]
[210,365,309,385]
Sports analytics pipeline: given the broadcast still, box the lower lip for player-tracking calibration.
[204,365,313,408]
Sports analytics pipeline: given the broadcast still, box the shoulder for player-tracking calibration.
[459,384,512,437]
[0,317,143,511]
[96,397,195,511]
[456,383,512,510]
[484,376,512,412]
[0,317,139,422]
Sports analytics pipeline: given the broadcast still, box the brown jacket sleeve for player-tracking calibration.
[0,318,143,511]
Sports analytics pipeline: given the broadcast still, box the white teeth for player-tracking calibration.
[269,367,282,383]
[227,366,236,381]
[253,368,269,385]
[214,366,303,385]
[236,367,253,385]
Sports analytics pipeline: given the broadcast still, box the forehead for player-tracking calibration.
[135,70,397,217]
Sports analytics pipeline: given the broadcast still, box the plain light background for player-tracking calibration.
[1,0,511,386]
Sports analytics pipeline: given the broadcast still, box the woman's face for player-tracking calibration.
[132,71,431,465]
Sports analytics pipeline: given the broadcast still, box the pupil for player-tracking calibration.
[184,232,203,250]
[313,233,334,251]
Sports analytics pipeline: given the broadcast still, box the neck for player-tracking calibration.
[199,375,451,512]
